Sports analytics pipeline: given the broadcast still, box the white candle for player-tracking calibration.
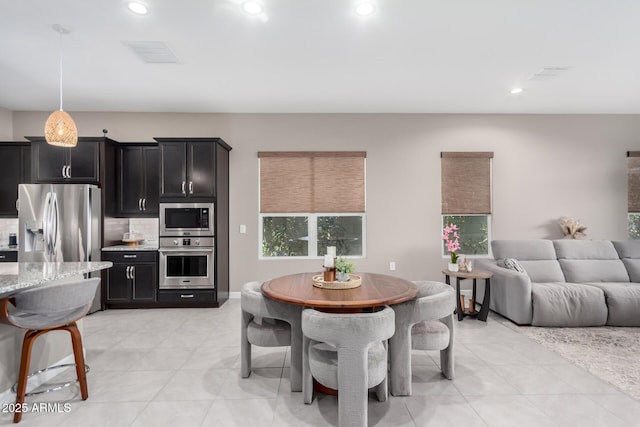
[327,246,336,257]
[324,255,334,268]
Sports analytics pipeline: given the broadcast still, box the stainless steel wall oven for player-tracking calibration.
[159,237,215,289]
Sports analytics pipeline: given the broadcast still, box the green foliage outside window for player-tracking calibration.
[442,215,489,256]
[262,216,308,257]
[629,214,640,239]
[317,216,363,256]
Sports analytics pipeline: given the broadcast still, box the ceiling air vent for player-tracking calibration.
[529,66,571,81]
[122,41,180,64]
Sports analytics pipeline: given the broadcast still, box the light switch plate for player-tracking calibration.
[389,261,396,271]
[240,224,246,234]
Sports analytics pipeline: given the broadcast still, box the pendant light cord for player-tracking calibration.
[58,30,64,111]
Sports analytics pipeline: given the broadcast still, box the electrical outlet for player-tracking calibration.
[389,261,396,271]
[239,224,246,234]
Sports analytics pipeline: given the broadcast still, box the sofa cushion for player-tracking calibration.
[553,240,620,259]
[554,240,629,282]
[518,260,566,283]
[492,240,557,261]
[612,241,640,282]
[559,259,630,283]
[530,282,607,327]
[584,282,640,326]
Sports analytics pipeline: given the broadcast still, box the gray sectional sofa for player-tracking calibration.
[475,240,640,326]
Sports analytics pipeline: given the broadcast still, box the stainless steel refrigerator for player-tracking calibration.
[18,184,102,310]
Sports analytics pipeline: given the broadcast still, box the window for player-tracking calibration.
[628,152,640,239]
[441,152,493,257]
[259,152,366,258]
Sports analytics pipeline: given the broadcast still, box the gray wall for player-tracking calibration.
[0,107,13,140]
[11,112,639,290]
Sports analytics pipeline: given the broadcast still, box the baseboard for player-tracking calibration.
[0,353,77,406]
[229,292,241,299]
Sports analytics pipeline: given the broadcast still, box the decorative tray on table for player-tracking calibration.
[312,274,362,289]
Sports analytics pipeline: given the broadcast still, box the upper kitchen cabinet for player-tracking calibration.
[0,142,31,217]
[117,144,159,217]
[155,138,230,200]
[27,136,117,184]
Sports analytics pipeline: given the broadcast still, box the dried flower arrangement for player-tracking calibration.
[558,216,587,239]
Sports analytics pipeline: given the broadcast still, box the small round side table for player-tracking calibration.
[441,269,493,321]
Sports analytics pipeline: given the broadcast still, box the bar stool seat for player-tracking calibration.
[0,278,100,423]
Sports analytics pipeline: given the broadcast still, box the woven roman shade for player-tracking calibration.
[628,152,640,213]
[259,152,366,213]
[441,152,493,214]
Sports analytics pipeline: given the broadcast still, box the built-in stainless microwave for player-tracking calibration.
[159,203,214,237]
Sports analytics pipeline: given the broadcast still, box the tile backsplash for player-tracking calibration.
[0,218,18,248]
[103,217,158,247]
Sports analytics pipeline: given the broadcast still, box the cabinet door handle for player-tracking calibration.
[123,254,137,258]
[126,265,131,279]
[15,199,19,212]
[142,198,146,211]
[180,294,194,299]
[189,181,193,194]
[0,255,5,259]
[61,165,66,178]
[131,265,135,280]
[138,198,142,210]
[181,181,186,194]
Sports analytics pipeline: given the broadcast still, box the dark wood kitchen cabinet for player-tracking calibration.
[117,144,159,216]
[0,142,30,217]
[102,251,157,307]
[0,251,18,262]
[155,137,231,307]
[27,136,116,184]
[155,138,220,199]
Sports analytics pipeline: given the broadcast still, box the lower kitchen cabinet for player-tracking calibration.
[102,251,157,307]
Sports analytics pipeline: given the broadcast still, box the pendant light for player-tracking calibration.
[44,24,78,147]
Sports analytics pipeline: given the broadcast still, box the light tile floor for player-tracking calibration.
[2,299,640,426]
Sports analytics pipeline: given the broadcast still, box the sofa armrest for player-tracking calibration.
[475,259,533,325]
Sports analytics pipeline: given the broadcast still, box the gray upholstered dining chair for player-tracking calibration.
[301,306,395,427]
[389,280,456,396]
[0,277,101,423]
[241,281,303,392]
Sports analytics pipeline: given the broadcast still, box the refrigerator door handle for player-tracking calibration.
[51,192,59,255]
[43,192,52,259]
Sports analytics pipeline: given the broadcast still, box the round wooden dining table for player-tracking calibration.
[261,271,418,311]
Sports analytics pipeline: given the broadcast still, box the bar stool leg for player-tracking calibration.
[66,322,89,400]
[14,329,42,423]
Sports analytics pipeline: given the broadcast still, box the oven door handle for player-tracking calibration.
[159,248,214,253]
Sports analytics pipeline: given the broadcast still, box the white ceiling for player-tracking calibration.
[1,0,639,114]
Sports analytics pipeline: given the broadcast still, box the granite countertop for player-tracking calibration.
[0,261,113,299]
[102,242,159,251]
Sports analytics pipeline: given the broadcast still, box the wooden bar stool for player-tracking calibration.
[0,278,100,423]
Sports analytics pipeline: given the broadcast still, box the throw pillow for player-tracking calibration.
[504,257,527,275]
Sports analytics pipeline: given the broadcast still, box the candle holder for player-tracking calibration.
[323,266,336,282]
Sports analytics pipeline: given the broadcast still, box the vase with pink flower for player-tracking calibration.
[442,223,461,272]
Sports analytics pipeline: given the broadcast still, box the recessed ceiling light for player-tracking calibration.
[355,2,375,16]
[127,2,148,15]
[510,87,524,95]
[242,1,263,15]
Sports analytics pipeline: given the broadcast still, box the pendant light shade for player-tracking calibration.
[44,110,78,147]
[45,24,77,148]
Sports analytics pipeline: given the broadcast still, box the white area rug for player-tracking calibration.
[506,323,640,400]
